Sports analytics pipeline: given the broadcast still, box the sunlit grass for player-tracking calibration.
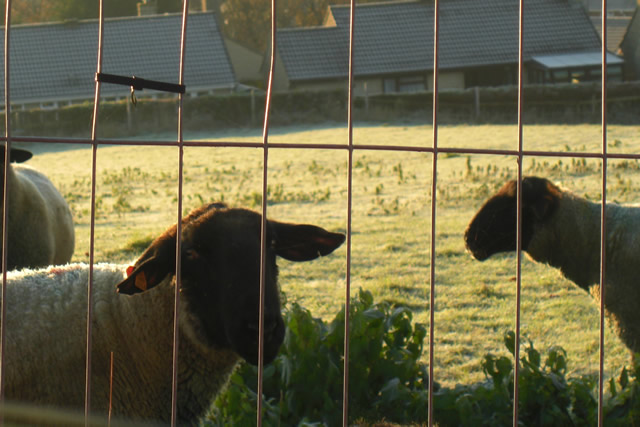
[22,123,639,387]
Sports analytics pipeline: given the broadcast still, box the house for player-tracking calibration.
[621,8,640,79]
[591,16,633,53]
[583,0,637,54]
[0,12,237,110]
[270,0,625,94]
[223,37,265,87]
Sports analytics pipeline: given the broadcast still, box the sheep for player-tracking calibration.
[2,202,345,424]
[464,176,640,356]
[2,147,75,269]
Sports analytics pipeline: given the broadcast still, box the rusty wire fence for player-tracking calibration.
[0,0,627,425]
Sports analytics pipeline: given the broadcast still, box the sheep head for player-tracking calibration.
[464,176,561,261]
[0,147,32,197]
[115,203,345,365]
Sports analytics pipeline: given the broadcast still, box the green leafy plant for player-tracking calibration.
[208,290,640,426]
[208,290,429,426]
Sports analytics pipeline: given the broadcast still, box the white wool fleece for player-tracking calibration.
[2,263,239,423]
[526,191,640,355]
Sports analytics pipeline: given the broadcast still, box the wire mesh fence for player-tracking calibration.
[0,0,632,425]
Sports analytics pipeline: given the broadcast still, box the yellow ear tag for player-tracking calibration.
[135,272,148,292]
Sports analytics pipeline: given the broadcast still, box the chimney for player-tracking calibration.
[137,0,158,16]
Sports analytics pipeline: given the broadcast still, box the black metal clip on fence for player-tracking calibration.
[95,72,186,105]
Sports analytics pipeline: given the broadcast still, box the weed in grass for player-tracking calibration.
[612,159,640,171]
[393,162,405,183]
[478,283,502,299]
[609,139,623,148]
[308,159,322,174]
[369,196,400,216]
[383,243,405,253]
[612,174,633,199]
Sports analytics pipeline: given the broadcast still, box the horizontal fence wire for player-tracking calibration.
[0,0,618,424]
[3,135,638,160]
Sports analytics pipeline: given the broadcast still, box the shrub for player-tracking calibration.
[208,290,429,425]
[208,292,640,426]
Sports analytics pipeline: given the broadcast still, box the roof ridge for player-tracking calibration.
[1,11,215,30]
[330,0,421,9]
[279,25,342,33]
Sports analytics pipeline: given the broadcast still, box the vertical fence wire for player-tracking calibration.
[0,0,11,408]
[598,0,608,425]
[427,0,439,425]
[342,0,357,424]
[170,1,190,425]
[85,0,105,423]
[256,0,279,423]
[513,0,526,424]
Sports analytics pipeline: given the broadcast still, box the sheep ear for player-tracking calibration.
[10,148,32,163]
[116,256,174,295]
[0,147,32,164]
[116,230,178,295]
[271,221,345,261]
[523,178,560,221]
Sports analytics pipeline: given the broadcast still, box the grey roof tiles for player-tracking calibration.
[1,12,236,104]
[278,0,604,82]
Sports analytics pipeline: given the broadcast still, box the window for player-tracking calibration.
[383,78,397,93]
[397,76,426,92]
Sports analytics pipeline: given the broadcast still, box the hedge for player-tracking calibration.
[4,81,639,138]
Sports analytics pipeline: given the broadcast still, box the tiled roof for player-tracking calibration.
[1,12,236,104]
[592,16,633,52]
[277,26,349,81]
[278,0,604,82]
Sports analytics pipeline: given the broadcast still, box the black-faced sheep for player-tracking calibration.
[2,203,345,424]
[464,176,640,355]
[2,147,74,269]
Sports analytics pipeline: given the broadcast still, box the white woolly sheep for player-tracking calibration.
[2,147,74,269]
[464,176,640,356]
[2,203,345,424]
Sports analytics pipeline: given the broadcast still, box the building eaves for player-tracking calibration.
[532,51,624,68]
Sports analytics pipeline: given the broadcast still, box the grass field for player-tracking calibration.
[20,123,639,389]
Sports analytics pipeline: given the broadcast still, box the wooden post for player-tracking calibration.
[126,97,132,132]
[251,89,256,127]
[364,81,369,114]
